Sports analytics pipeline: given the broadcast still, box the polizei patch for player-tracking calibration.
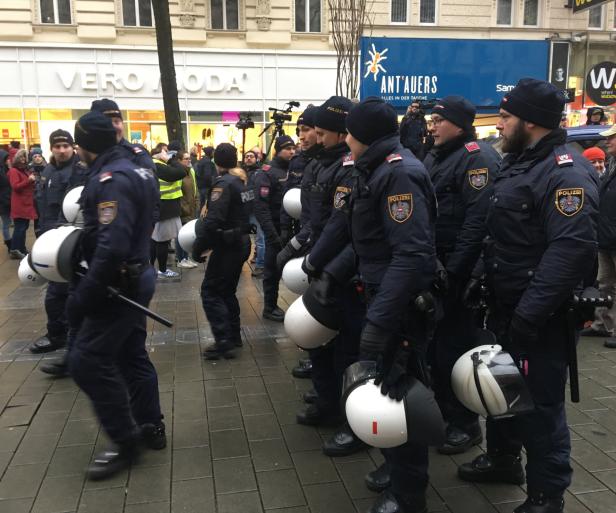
[555,188,584,217]
[98,201,117,224]
[334,186,351,209]
[468,168,488,190]
[388,193,413,223]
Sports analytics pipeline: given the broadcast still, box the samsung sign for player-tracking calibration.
[360,38,549,110]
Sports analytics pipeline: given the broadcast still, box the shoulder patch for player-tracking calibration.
[555,153,574,167]
[343,154,355,167]
[99,171,113,183]
[555,188,584,217]
[261,164,271,171]
[98,201,117,224]
[133,147,143,154]
[333,186,351,209]
[388,193,413,223]
[468,168,489,190]
[465,142,481,153]
[259,186,270,199]
[386,154,403,163]
[210,187,224,202]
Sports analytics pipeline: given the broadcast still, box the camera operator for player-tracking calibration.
[400,101,428,160]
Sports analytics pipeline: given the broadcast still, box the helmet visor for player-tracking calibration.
[342,361,378,404]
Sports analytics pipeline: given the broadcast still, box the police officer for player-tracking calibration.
[192,143,253,359]
[68,111,164,480]
[90,99,155,171]
[422,96,502,454]
[254,135,295,321]
[457,79,598,513]
[345,97,437,513]
[29,130,85,355]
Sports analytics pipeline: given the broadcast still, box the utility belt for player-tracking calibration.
[114,260,150,298]
[216,227,250,246]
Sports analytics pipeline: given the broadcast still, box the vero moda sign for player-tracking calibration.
[360,37,549,110]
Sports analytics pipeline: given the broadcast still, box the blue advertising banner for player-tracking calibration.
[360,37,549,110]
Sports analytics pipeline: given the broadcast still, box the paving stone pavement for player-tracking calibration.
[1,245,616,513]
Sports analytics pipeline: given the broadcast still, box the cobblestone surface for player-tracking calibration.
[1,243,616,512]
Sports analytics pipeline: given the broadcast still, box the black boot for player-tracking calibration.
[40,355,69,378]
[458,453,525,485]
[303,388,318,404]
[365,462,391,492]
[140,421,167,450]
[437,423,483,455]
[203,340,236,360]
[87,438,139,480]
[322,424,366,457]
[29,333,67,354]
[513,494,564,513]
[368,490,427,513]
[292,358,312,379]
[296,404,342,427]
[262,306,285,322]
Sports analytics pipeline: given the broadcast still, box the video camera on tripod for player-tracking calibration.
[260,100,300,159]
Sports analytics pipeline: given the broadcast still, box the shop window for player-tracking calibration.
[295,0,321,33]
[588,5,603,29]
[496,0,512,25]
[391,0,408,23]
[419,0,436,24]
[123,0,153,27]
[523,0,538,26]
[210,0,239,30]
[40,0,72,24]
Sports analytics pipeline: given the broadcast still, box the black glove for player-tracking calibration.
[359,322,393,360]
[374,342,414,401]
[280,228,291,246]
[276,241,300,272]
[301,255,319,279]
[462,277,482,309]
[435,260,448,295]
[309,271,338,307]
[508,313,538,352]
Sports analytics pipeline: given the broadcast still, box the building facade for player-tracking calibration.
[0,0,614,151]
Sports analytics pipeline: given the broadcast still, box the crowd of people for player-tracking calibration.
[1,83,615,513]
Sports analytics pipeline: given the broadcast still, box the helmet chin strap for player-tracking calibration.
[471,351,492,418]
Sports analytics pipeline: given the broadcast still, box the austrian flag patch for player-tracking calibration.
[555,188,584,217]
[468,168,488,190]
[388,193,413,223]
[98,201,117,224]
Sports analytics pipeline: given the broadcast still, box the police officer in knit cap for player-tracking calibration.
[314,96,437,513]
[253,135,296,321]
[68,111,164,480]
[457,78,599,513]
[90,99,154,171]
[422,96,501,455]
[194,143,253,359]
[29,129,86,356]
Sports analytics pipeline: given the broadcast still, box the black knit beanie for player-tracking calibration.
[214,143,238,169]
[315,96,353,133]
[345,97,398,145]
[74,111,117,154]
[432,96,476,132]
[500,78,565,129]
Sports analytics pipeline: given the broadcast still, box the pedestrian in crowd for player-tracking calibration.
[242,149,265,276]
[603,125,616,176]
[68,111,165,480]
[423,96,502,455]
[193,143,253,359]
[190,144,199,168]
[150,146,185,278]
[585,106,608,126]
[582,146,606,176]
[8,140,20,164]
[583,126,616,348]
[458,78,598,513]
[399,101,428,159]
[253,135,296,322]
[0,149,11,252]
[28,147,47,175]
[7,148,37,259]
[250,146,263,165]
[28,129,82,355]
[90,99,155,171]
[176,150,199,269]
[195,146,216,208]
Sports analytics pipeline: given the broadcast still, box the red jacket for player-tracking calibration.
[8,166,37,220]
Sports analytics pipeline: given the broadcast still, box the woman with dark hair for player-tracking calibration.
[7,149,37,259]
[0,149,11,251]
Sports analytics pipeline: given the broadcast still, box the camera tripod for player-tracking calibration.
[259,120,286,162]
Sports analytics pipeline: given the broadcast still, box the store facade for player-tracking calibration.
[0,44,337,157]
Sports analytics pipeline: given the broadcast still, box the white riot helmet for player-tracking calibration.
[282,188,302,220]
[284,288,339,349]
[178,219,198,254]
[342,361,445,449]
[62,186,84,224]
[282,257,309,295]
[18,255,48,288]
[30,226,83,283]
[451,344,534,419]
